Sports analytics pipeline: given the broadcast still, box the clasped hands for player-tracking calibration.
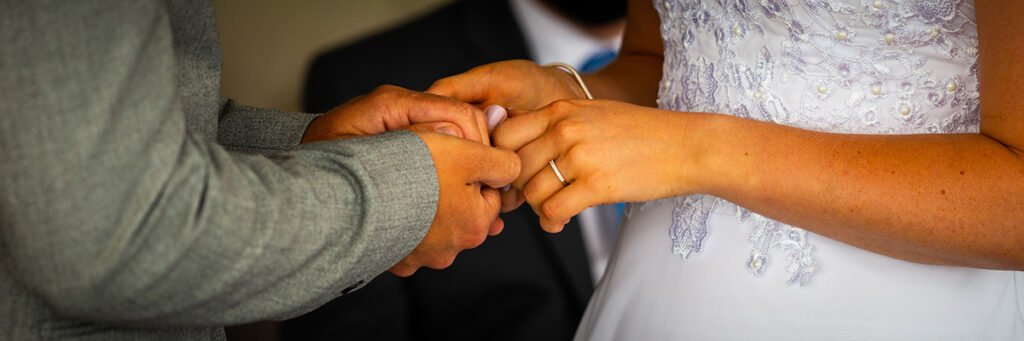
[304,60,694,276]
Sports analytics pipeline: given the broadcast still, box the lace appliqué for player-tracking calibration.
[669,196,713,260]
[653,0,979,286]
[742,208,817,286]
[665,196,817,286]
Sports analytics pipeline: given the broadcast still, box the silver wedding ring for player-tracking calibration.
[549,159,568,186]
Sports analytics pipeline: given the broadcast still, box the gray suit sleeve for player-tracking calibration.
[217,98,321,153]
[0,0,435,327]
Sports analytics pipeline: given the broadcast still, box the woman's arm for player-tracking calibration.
[687,0,1024,269]
[582,0,664,106]
[499,1,1024,270]
[692,120,1024,270]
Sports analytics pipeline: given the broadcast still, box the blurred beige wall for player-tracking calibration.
[214,0,453,113]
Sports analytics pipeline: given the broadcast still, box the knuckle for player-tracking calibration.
[460,230,487,250]
[391,266,410,277]
[541,200,562,221]
[430,77,452,90]
[445,99,476,117]
[481,63,498,76]
[513,59,538,70]
[392,259,418,277]
[370,84,401,98]
[427,254,456,270]
[473,209,492,229]
[549,99,574,112]
[455,214,491,250]
[551,119,583,142]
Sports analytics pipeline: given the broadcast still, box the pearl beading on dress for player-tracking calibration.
[642,0,979,286]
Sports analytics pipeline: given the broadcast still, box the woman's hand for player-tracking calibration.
[427,60,587,110]
[494,99,709,232]
[429,60,590,212]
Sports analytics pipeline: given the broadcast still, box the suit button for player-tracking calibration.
[341,280,366,295]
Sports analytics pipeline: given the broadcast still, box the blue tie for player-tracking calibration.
[579,49,617,73]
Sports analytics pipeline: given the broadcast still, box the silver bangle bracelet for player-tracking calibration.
[544,62,594,100]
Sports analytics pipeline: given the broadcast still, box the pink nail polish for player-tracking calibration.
[485,105,507,130]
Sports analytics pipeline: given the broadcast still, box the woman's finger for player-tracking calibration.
[504,107,532,118]
[522,157,573,221]
[427,60,544,107]
[493,100,585,151]
[539,180,599,233]
[426,66,494,105]
[484,105,507,133]
[492,110,552,151]
[513,133,563,190]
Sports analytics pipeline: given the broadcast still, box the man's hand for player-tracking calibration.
[302,85,491,144]
[388,132,521,276]
[299,85,525,275]
[428,61,582,213]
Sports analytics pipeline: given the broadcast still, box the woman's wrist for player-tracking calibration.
[545,63,594,100]
[684,114,760,200]
[666,112,727,197]
[544,64,591,101]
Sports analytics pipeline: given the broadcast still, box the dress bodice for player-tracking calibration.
[657,0,979,134]
[647,0,980,285]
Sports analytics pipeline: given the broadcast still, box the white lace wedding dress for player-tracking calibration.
[575,0,1024,339]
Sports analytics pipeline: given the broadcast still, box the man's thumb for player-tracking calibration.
[406,122,464,138]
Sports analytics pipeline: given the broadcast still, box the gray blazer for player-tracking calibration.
[0,1,438,340]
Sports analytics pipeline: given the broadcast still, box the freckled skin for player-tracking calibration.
[430,0,1024,270]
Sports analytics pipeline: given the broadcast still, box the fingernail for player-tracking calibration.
[502,185,511,192]
[485,105,507,130]
[435,125,458,136]
[562,219,570,225]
